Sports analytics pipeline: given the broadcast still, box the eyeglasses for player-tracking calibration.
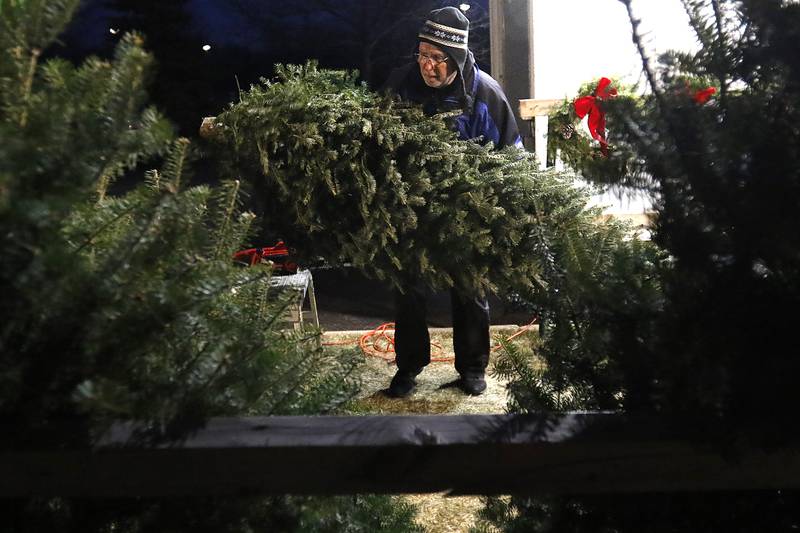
[414,52,449,66]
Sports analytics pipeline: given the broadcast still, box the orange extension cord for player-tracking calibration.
[323,318,539,364]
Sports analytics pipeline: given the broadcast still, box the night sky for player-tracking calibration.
[63,1,489,58]
[189,0,257,48]
[61,0,265,54]
[57,1,490,135]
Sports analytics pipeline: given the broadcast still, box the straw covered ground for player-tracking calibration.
[322,324,539,533]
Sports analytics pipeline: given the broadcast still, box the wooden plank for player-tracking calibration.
[598,212,655,228]
[519,98,562,120]
[2,414,800,497]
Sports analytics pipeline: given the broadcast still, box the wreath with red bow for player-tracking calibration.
[573,77,618,157]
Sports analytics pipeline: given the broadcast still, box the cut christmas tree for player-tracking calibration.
[209,62,661,413]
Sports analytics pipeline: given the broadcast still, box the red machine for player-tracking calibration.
[232,241,298,273]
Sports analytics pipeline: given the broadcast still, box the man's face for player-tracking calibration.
[417,41,458,89]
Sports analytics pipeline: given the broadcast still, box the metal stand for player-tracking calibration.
[268,269,320,330]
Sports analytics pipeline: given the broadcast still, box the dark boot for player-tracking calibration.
[452,290,490,396]
[387,367,423,398]
[458,372,487,396]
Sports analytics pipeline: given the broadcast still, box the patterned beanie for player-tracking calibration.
[418,6,470,75]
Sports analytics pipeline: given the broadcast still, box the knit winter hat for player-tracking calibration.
[418,7,470,74]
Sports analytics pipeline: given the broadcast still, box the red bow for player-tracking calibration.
[693,87,716,104]
[573,77,617,156]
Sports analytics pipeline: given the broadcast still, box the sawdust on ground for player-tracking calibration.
[322,324,538,533]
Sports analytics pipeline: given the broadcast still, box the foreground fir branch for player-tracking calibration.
[0,19,361,450]
[0,0,364,447]
[61,145,363,443]
[1,3,423,531]
[477,0,800,531]
[491,219,664,412]
[534,0,800,446]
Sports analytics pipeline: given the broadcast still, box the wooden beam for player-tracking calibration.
[519,98,562,120]
[3,414,800,497]
[598,212,655,228]
[490,0,535,148]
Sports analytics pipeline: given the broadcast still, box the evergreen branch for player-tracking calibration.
[266,351,326,415]
[172,327,214,379]
[620,0,696,184]
[680,0,715,51]
[98,195,168,277]
[619,0,665,110]
[709,0,730,108]
[211,179,242,260]
[255,343,317,407]
[73,199,142,253]
[17,46,39,127]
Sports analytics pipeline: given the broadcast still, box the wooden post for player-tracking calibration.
[489,0,535,149]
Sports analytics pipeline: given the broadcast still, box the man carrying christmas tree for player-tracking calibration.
[382,6,523,398]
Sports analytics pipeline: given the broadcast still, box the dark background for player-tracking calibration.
[55,0,491,136]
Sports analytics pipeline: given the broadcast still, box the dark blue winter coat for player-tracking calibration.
[383,51,523,150]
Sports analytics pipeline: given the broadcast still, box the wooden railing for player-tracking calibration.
[519,98,561,170]
[4,413,799,497]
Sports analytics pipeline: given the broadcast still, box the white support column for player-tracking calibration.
[534,115,548,170]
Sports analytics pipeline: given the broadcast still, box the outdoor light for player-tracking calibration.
[202,44,212,52]
[459,3,470,12]
[109,28,119,35]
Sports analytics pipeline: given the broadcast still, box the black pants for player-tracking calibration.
[393,286,490,376]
